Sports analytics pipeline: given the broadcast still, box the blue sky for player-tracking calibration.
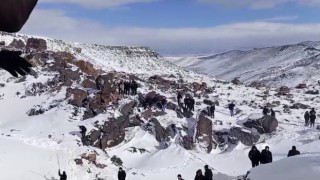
[21,0,320,55]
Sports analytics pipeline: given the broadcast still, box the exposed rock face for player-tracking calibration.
[306,90,319,95]
[66,88,87,107]
[248,81,265,89]
[59,68,81,86]
[99,120,126,149]
[296,83,307,89]
[145,118,169,142]
[196,113,213,153]
[290,103,310,110]
[141,108,153,120]
[228,127,260,146]
[231,78,242,85]
[278,86,290,95]
[96,73,120,104]
[83,93,105,119]
[9,39,25,49]
[75,60,103,78]
[182,136,193,150]
[82,79,96,89]
[25,83,47,96]
[26,38,47,52]
[166,102,178,110]
[243,114,278,134]
[120,101,136,116]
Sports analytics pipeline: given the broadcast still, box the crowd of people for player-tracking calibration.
[177,165,213,180]
[304,108,317,127]
[248,145,300,168]
[118,80,138,96]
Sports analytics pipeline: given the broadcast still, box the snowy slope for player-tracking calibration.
[169,42,320,87]
[0,33,320,180]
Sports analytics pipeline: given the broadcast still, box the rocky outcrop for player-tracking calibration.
[82,79,96,89]
[278,86,290,95]
[306,90,319,95]
[66,88,87,107]
[75,60,103,78]
[196,113,213,153]
[96,73,120,104]
[231,77,242,85]
[290,103,310,110]
[182,136,193,150]
[145,118,169,142]
[228,127,260,146]
[296,83,307,89]
[9,39,25,49]
[26,38,47,52]
[243,114,278,134]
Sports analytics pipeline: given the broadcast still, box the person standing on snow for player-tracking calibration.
[204,165,213,180]
[161,97,167,112]
[310,108,316,128]
[228,102,235,117]
[194,169,205,180]
[260,146,273,164]
[287,146,300,157]
[190,97,195,111]
[248,145,261,167]
[58,170,67,180]
[78,125,87,138]
[177,92,183,105]
[118,167,126,180]
[177,174,185,180]
[304,111,310,127]
[210,104,215,118]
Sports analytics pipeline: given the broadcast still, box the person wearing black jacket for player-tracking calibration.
[310,108,316,128]
[78,125,87,138]
[210,105,215,118]
[177,174,184,180]
[204,165,213,180]
[287,146,300,157]
[190,97,195,111]
[248,145,261,167]
[194,169,205,180]
[260,146,272,164]
[304,111,310,127]
[263,106,269,115]
[270,108,275,118]
[118,167,126,180]
[177,93,183,105]
[228,102,235,117]
[58,170,67,180]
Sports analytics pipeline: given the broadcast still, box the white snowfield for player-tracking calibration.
[168,41,320,87]
[0,33,320,180]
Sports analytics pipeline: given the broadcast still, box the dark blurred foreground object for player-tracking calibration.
[0,0,38,32]
[0,0,38,77]
[0,50,32,77]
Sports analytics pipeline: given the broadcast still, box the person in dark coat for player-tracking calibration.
[228,102,235,117]
[177,174,184,180]
[124,81,130,95]
[260,146,272,164]
[78,125,87,138]
[58,170,67,180]
[310,108,316,128]
[177,93,183,105]
[184,97,190,110]
[270,108,275,118]
[248,145,261,167]
[204,165,213,180]
[304,111,310,127]
[287,146,300,157]
[210,104,215,118]
[263,106,269,115]
[194,169,205,180]
[161,98,167,112]
[190,97,195,111]
[118,167,126,180]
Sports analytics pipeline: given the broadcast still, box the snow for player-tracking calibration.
[0,33,320,179]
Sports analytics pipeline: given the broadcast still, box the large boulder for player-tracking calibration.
[9,39,25,49]
[278,86,290,95]
[228,127,260,146]
[296,83,307,89]
[306,90,319,95]
[26,38,47,52]
[96,73,120,104]
[120,101,136,116]
[75,60,103,78]
[82,79,96,89]
[182,136,193,150]
[66,88,87,107]
[196,113,213,153]
[145,118,169,142]
[59,68,81,86]
[290,103,310,110]
[231,77,242,85]
[243,114,278,134]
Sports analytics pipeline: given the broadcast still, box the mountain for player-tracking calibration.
[168,41,320,87]
[0,33,320,180]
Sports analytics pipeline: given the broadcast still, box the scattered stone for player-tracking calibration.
[74,159,83,165]
[66,88,87,107]
[228,127,260,146]
[231,77,242,85]
[111,156,123,166]
[26,38,47,52]
[306,90,319,95]
[278,86,290,95]
[290,103,310,110]
[243,114,278,134]
[196,113,213,153]
[296,83,307,89]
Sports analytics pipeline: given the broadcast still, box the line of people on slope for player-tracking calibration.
[142,94,168,112]
[177,165,213,180]
[304,108,317,128]
[177,92,196,112]
[248,145,300,168]
[118,80,138,95]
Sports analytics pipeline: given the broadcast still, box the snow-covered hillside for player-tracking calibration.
[0,33,320,180]
[169,41,320,87]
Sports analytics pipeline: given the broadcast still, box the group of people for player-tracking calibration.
[248,145,300,168]
[206,104,215,118]
[304,108,317,127]
[118,80,138,95]
[142,94,168,112]
[228,102,236,117]
[262,106,276,117]
[183,95,196,111]
[177,165,213,180]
